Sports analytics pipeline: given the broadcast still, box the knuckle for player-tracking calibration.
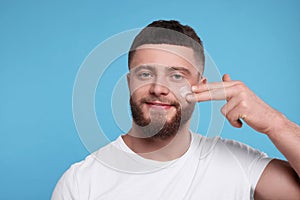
[235,80,244,86]
[235,84,245,91]
[239,100,248,109]
[226,112,234,122]
[238,91,248,99]
[234,81,246,91]
[221,106,227,116]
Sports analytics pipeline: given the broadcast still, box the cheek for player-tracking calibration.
[130,93,142,105]
[129,80,151,96]
[167,83,191,103]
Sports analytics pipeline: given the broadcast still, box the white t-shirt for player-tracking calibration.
[52,133,272,200]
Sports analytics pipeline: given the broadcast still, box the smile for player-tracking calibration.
[146,101,173,109]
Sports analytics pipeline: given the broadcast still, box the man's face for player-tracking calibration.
[128,44,203,139]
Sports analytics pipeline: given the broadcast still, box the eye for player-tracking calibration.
[137,71,153,79]
[171,73,184,81]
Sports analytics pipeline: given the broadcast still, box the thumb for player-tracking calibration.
[222,74,231,82]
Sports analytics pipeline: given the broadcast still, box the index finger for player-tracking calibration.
[191,80,239,93]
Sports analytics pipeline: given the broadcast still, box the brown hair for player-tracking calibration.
[128,20,205,72]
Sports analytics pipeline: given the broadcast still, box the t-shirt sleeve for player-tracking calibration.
[51,164,80,200]
[220,139,273,191]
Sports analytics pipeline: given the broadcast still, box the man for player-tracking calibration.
[52,20,300,199]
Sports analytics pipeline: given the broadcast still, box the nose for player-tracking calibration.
[149,80,170,97]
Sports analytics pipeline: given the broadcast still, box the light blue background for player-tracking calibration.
[1,0,299,199]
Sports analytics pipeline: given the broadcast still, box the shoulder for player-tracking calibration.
[192,133,272,173]
[51,140,119,199]
[217,137,271,164]
[68,139,121,176]
[203,135,272,165]
[192,132,269,159]
[195,134,273,190]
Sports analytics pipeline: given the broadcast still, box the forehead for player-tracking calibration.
[130,44,200,74]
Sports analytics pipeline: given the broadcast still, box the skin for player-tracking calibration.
[123,43,300,199]
[124,44,205,161]
[190,74,300,199]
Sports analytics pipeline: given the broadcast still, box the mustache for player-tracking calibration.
[140,96,180,108]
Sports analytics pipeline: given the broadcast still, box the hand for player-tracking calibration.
[187,74,286,135]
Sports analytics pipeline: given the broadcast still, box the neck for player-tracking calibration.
[122,122,192,161]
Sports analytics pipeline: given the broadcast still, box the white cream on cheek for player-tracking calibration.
[179,85,193,99]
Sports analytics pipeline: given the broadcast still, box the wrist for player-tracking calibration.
[266,113,299,139]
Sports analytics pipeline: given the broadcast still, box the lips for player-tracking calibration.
[146,101,173,109]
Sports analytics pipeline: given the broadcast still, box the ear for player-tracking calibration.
[199,76,207,84]
[126,73,131,89]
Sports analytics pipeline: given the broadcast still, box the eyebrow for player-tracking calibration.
[131,65,193,76]
[166,66,192,76]
[132,65,155,73]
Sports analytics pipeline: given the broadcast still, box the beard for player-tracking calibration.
[130,95,195,140]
